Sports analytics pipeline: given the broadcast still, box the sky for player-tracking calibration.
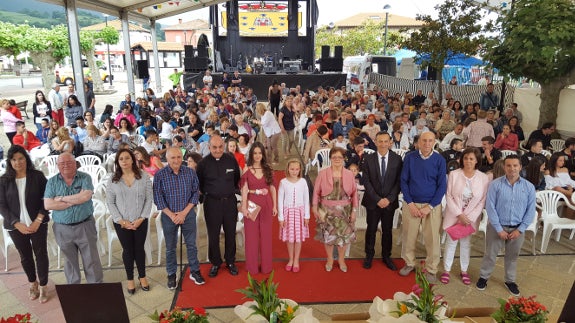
[158,0,446,27]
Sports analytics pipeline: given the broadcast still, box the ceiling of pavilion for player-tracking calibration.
[38,0,226,24]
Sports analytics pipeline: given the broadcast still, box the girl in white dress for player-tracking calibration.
[278,159,310,273]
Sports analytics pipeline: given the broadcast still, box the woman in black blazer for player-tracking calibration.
[0,145,50,303]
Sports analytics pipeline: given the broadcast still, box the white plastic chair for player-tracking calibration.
[133,134,146,147]
[40,155,59,178]
[47,221,62,269]
[156,204,211,265]
[550,139,565,153]
[310,148,331,174]
[391,149,408,160]
[76,155,101,167]
[0,160,6,176]
[105,214,119,267]
[500,150,517,159]
[78,165,107,189]
[0,216,15,271]
[93,182,107,202]
[536,190,575,253]
[363,148,375,155]
[93,199,108,256]
[541,150,552,159]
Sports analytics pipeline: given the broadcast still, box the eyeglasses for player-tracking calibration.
[331,156,344,160]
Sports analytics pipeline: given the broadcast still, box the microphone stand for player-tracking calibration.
[177,224,185,291]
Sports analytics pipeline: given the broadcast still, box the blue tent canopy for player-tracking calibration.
[393,49,417,64]
[417,52,485,67]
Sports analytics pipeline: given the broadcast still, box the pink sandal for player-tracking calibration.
[440,272,450,284]
[460,272,471,285]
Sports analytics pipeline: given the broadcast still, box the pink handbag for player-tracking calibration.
[445,223,476,240]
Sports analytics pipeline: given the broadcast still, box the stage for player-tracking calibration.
[183,72,346,100]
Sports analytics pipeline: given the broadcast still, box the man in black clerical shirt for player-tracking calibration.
[196,136,241,278]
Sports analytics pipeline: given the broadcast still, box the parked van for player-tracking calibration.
[55,59,111,85]
[343,55,397,92]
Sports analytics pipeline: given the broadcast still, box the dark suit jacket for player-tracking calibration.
[0,170,49,230]
[361,150,402,210]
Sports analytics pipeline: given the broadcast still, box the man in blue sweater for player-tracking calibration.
[399,131,446,283]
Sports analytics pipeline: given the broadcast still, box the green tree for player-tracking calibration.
[484,0,575,127]
[402,0,489,100]
[0,22,69,92]
[80,26,119,92]
[315,21,403,59]
[23,25,70,93]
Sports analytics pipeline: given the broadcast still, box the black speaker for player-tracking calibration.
[197,45,208,58]
[264,66,277,74]
[319,58,343,72]
[334,46,343,59]
[135,60,149,79]
[427,66,437,80]
[56,283,129,323]
[321,45,330,59]
[184,57,194,71]
[285,66,299,74]
[184,45,194,57]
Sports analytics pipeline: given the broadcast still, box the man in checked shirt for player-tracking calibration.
[153,147,205,289]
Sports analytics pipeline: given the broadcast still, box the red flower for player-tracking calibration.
[193,307,206,316]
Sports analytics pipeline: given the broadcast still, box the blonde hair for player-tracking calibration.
[57,127,71,141]
[86,124,100,135]
[285,158,302,178]
[255,102,267,116]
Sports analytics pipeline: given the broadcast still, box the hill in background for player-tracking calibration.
[0,0,165,40]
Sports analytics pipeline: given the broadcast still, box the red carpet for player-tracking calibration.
[174,259,414,309]
[173,171,416,309]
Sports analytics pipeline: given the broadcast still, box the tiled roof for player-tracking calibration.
[131,42,184,51]
[81,19,150,32]
[163,19,210,30]
[333,13,423,28]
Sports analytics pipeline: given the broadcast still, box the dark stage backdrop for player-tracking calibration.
[183,73,346,100]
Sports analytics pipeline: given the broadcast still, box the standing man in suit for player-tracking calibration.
[361,131,403,270]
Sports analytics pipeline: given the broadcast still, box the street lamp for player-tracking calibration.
[383,4,391,55]
[104,14,113,86]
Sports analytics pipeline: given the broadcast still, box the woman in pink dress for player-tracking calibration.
[240,142,277,275]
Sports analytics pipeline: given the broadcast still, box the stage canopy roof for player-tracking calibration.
[38,0,226,24]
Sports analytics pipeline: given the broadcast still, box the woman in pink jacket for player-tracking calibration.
[441,147,489,285]
[312,147,358,273]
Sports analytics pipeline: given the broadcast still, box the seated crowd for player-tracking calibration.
[2,79,575,305]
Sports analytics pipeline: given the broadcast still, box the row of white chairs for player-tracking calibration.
[349,189,575,257]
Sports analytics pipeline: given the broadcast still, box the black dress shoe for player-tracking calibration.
[362,258,373,269]
[383,257,397,271]
[209,265,220,277]
[227,263,239,276]
[127,288,136,295]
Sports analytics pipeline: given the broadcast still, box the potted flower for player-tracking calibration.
[149,306,209,323]
[0,313,35,323]
[491,296,548,323]
[369,268,457,323]
[235,271,318,323]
